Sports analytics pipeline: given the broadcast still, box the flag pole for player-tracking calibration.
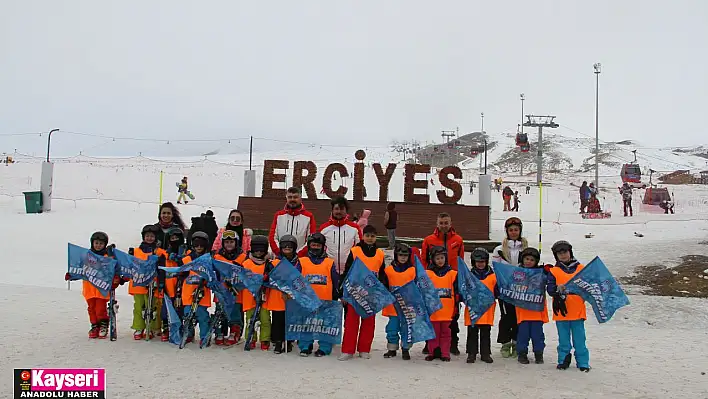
[159,170,164,206]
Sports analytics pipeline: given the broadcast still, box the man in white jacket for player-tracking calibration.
[319,196,362,275]
[268,187,317,257]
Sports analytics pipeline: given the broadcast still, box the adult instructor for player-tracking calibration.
[268,187,317,257]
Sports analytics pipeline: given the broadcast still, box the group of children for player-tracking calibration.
[69,220,592,371]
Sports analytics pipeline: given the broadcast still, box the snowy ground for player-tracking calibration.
[1,159,708,398]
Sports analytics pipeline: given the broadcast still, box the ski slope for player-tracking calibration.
[1,156,707,398]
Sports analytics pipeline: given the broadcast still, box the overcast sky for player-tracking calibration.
[1,1,706,156]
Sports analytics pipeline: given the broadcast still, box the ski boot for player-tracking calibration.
[500,342,513,358]
[88,324,99,339]
[134,330,144,340]
[383,350,397,358]
[517,352,530,364]
[401,349,411,360]
[161,327,169,342]
[226,325,241,346]
[215,334,224,346]
[480,354,494,364]
[300,344,313,357]
[338,353,354,361]
[314,349,327,357]
[261,341,270,351]
[466,354,476,363]
[98,320,109,339]
[359,352,371,359]
[579,367,591,373]
[450,344,461,356]
[510,340,517,357]
[440,356,451,362]
[534,352,544,364]
[422,342,429,354]
[557,353,572,370]
[274,342,284,354]
[425,354,436,361]
[286,341,294,353]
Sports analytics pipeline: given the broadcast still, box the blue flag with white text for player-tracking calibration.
[564,257,630,323]
[269,258,322,312]
[392,281,436,347]
[414,257,443,315]
[493,261,546,311]
[159,254,218,283]
[286,300,343,344]
[456,257,496,324]
[341,259,395,318]
[163,295,183,345]
[67,243,118,297]
[212,258,263,297]
[114,249,158,287]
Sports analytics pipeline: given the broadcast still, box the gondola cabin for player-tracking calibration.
[621,163,642,184]
[520,143,530,153]
[516,133,528,147]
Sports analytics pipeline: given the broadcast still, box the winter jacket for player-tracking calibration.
[588,198,601,213]
[580,184,589,200]
[212,227,252,253]
[619,186,633,201]
[356,209,371,229]
[320,216,362,275]
[492,238,528,266]
[421,227,465,270]
[339,241,386,293]
[268,203,317,256]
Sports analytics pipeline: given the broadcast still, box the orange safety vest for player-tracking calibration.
[82,252,113,301]
[382,265,416,317]
[181,254,212,307]
[240,258,267,311]
[464,273,497,326]
[350,246,384,275]
[516,299,549,323]
[264,258,287,311]
[300,257,334,300]
[128,247,165,296]
[426,269,457,322]
[549,264,587,321]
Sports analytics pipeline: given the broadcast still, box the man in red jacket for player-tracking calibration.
[421,212,465,356]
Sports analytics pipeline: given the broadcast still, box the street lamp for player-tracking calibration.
[594,63,601,189]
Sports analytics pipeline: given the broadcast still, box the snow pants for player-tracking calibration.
[516,321,545,354]
[131,294,161,332]
[183,305,210,342]
[556,320,589,368]
[385,316,409,350]
[503,196,511,211]
[177,192,188,203]
[497,300,518,344]
[86,298,108,325]
[623,199,633,216]
[450,305,460,348]
[244,308,271,343]
[387,229,396,248]
[341,304,376,354]
[466,325,491,356]
[427,320,452,358]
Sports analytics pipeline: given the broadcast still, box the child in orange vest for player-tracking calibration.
[515,247,548,365]
[159,227,186,341]
[379,243,415,361]
[241,235,273,351]
[213,230,247,346]
[547,240,590,372]
[64,232,121,339]
[128,225,167,340]
[298,233,340,357]
[267,234,299,354]
[465,248,497,363]
[179,231,212,344]
[425,246,458,362]
[338,225,387,361]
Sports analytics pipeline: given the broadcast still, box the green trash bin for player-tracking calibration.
[23,191,43,214]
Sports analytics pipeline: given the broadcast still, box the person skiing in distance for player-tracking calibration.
[320,196,362,276]
[379,243,415,361]
[619,183,633,217]
[65,232,121,339]
[177,177,189,204]
[547,240,591,372]
[424,246,459,362]
[266,234,300,354]
[298,233,340,357]
[515,247,549,365]
[178,231,213,344]
[492,217,528,358]
[241,235,273,350]
[128,225,168,340]
[212,230,247,346]
[159,227,187,341]
[154,202,187,249]
[213,209,252,253]
[268,186,317,257]
[465,248,497,364]
[338,225,387,361]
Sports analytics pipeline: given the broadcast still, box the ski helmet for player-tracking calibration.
[307,233,327,258]
[519,247,541,265]
[471,247,489,262]
[141,224,160,238]
[551,240,573,261]
[250,235,269,254]
[393,243,411,258]
[428,246,447,263]
[191,231,210,247]
[166,227,185,245]
[279,234,298,251]
[90,231,108,245]
[504,217,523,238]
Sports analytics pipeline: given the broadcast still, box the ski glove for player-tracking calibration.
[552,294,568,317]
[64,272,71,281]
[111,276,122,290]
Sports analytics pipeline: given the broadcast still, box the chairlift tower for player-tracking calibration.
[523,115,559,185]
[441,129,456,166]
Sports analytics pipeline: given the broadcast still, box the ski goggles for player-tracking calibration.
[221,230,238,240]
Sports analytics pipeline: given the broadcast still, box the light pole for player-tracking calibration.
[480,112,487,174]
[520,94,525,135]
[594,63,601,190]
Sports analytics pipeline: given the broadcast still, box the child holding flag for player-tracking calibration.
[128,225,167,340]
[179,231,212,344]
[213,230,247,346]
[160,227,186,341]
[515,247,548,365]
[267,234,300,354]
[241,235,273,350]
[424,246,458,362]
[547,240,591,372]
[338,225,387,361]
[465,248,497,364]
[379,243,415,361]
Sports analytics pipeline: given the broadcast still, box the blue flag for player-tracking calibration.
[285,300,343,344]
[113,249,158,287]
[414,257,443,315]
[392,281,436,346]
[564,257,630,323]
[493,261,546,311]
[67,243,118,297]
[269,258,322,312]
[160,254,219,283]
[212,258,263,296]
[162,295,183,345]
[341,259,395,318]
[456,257,496,324]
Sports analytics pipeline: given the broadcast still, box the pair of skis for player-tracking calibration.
[142,280,159,341]
[179,279,206,349]
[200,302,226,348]
[244,262,273,352]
